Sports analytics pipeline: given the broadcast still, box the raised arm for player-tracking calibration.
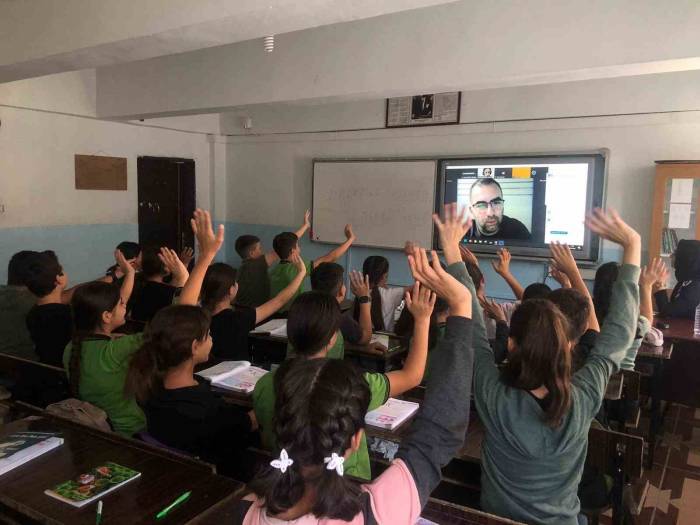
[395,246,473,507]
[178,209,225,306]
[294,209,312,239]
[491,248,525,300]
[114,249,136,305]
[550,242,600,332]
[385,281,436,396]
[349,271,372,345]
[640,258,667,326]
[158,247,189,289]
[312,224,356,267]
[574,209,641,411]
[255,254,307,323]
[480,298,509,363]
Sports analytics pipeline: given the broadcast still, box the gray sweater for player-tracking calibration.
[447,262,640,525]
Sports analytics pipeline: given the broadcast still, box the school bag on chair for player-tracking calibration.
[45,398,112,433]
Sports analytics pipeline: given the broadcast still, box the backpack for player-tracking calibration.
[46,398,112,432]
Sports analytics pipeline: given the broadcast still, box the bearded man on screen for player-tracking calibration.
[466,178,531,240]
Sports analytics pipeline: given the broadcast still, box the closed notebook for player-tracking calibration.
[0,432,63,476]
[196,360,268,394]
[365,398,419,430]
[370,333,402,352]
[250,319,287,338]
[45,462,140,507]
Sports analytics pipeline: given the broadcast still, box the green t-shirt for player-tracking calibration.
[0,286,37,360]
[252,365,389,480]
[286,330,344,360]
[268,260,313,312]
[63,334,146,437]
[236,256,271,308]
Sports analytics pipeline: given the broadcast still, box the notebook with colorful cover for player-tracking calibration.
[196,360,268,394]
[45,462,140,507]
[0,432,64,476]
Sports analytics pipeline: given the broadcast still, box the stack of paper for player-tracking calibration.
[365,398,419,430]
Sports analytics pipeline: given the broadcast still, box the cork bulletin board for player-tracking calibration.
[74,154,127,190]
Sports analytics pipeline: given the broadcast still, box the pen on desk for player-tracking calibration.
[156,491,191,519]
[96,500,103,525]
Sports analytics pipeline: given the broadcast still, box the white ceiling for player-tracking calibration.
[0,0,458,83]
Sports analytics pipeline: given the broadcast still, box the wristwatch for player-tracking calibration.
[358,296,371,304]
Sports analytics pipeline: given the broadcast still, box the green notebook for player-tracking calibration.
[45,462,140,507]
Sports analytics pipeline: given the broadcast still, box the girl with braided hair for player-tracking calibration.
[241,235,475,522]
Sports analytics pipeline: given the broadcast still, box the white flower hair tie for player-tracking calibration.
[270,448,294,473]
[324,452,345,477]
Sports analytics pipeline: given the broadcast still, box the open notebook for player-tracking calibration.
[196,361,268,394]
[250,319,287,338]
[365,398,419,430]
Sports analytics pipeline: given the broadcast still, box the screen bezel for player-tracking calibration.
[434,153,606,263]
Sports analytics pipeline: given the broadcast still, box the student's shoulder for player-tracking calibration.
[363,459,421,524]
[252,370,275,402]
[363,372,389,407]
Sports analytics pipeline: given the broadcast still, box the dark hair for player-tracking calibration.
[201,263,238,312]
[357,256,390,331]
[7,250,39,286]
[140,246,166,278]
[235,235,261,259]
[126,305,210,403]
[523,282,552,301]
[593,262,619,324]
[469,177,503,201]
[501,299,572,427]
[69,282,121,397]
[24,251,63,297]
[116,242,141,261]
[246,358,370,520]
[548,288,590,341]
[394,296,449,349]
[310,263,345,297]
[674,239,700,281]
[288,292,341,357]
[272,232,299,260]
[465,261,484,290]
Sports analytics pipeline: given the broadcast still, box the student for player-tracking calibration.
[439,204,641,525]
[129,246,189,323]
[235,210,311,308]
[253,282,435,481]
[63,251,142,436]
[126,210,257,478]
[654,239,699,318]
[201,254,307,362]
[104,241,141,283]
[299,263,372,359]
[239,247,473,522]
[0,251,38,359]
[353,255,407,332]
[268,223,355,312]
[24,251,72,367]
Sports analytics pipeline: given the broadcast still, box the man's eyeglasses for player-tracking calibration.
[471,198,505,211]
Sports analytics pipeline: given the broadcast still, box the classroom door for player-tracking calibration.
[137,156,196,252]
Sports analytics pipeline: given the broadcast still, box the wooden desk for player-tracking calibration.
[657,317,699,343]
[0,352,69,407]
[0,407,239,525]
[637,341,674,360]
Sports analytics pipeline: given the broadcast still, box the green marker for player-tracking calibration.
[96,500,103,525]
[156,491,191,520]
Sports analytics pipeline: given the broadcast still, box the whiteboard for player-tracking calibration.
[312,160,436,249]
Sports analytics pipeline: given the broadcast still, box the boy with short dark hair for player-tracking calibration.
[234,211,311,308]
[0,251,39,359]
[268,222,356,312]
[24,251,73,367]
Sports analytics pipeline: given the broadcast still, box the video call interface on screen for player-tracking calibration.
[442,162,591,250]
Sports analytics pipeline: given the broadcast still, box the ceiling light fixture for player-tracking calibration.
[263,35,275,53]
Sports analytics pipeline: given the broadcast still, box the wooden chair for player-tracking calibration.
[0,352,69,407]
[582,426,645,525]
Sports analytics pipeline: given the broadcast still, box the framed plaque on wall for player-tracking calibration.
[386,92,461,128]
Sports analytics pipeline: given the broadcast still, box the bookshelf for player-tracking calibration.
[649,162,700,265]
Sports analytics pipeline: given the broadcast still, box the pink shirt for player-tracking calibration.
[241,460,420,525]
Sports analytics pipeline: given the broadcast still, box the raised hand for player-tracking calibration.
[344,224,355,241]
[549,264,572,289]
[179,247,194,267]
[479,296,506,323]
[404,281,437,323]
[114,249,135,277]
[459,245,479,267]
[549,242,578,279]
[289,253,307,278]
[585,208,641,266]
[191,209,224,260]
[304,209,312,228]
[640,257,669,291]
[158,247,189,286]
[404,241,418,256]
[349,270,370,298]
[490,248,512,276]
[407,246,471,318]
[433,203,472,265]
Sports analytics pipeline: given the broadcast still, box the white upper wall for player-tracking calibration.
[96,0,700,119]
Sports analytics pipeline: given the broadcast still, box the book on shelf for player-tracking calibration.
[0,432,64,476]
[45,462,140,507]
[196,360,268,394]
[365,398,419,430]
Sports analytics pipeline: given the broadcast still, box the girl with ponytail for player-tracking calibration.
[439,202,642,525]
[63,250,143,436]
[125,210,257,478]
[352,255,407,332]
[238,236,475,523]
